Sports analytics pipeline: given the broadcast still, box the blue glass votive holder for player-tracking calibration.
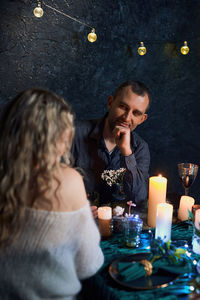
[123,214,143,248]
[112,216,125,233]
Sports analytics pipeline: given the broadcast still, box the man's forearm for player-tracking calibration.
[120,147,150,204]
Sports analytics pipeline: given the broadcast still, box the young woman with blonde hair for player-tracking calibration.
[0,88,104,299]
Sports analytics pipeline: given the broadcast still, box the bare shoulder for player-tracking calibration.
[61,166,82,181]
[59,166,87,211]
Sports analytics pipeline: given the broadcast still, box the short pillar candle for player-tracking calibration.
[98,207,112,237]
[155,203,173,242]
[178,196,195,221]
[98,207,112,220]
[147,175,167,228]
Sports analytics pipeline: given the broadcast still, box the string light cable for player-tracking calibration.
[33,1,97,42]
[33,2,193,51]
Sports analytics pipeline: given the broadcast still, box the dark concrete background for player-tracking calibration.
[0,0,200,201]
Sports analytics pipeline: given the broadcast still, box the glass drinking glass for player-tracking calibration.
[178,163,198,196]
[123,214,143,248]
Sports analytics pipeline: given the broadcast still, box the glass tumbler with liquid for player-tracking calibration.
[123,214,143,248]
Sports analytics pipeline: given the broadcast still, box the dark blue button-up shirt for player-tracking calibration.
[71,116,150,205]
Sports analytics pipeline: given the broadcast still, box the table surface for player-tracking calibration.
[80,212,200,300]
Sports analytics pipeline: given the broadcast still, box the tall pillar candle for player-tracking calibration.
[98,207,112,237]
[192,209,200,254]
[155,203,173,242]
[147,175,167,227]
[178,196,195,221]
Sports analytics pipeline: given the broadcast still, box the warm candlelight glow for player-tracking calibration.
[98,207,112,220]
[147,175,167,227]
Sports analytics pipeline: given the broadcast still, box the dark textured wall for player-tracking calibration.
[0,0,200,200]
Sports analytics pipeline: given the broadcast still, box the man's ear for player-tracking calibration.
[107,96,114,110]
[139,113,148,125]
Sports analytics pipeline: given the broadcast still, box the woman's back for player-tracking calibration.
[34,166,89,212]
[0,89,104,299]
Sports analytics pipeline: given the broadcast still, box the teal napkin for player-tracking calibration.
[117,256,191,282]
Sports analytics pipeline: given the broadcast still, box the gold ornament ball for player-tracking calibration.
[138,47,146,56]
[88,30,97,43]
[181,42,189,55]
[33,7,44,18]
[138,42,147,56]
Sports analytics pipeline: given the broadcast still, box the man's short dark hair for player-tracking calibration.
[113,80,151,111]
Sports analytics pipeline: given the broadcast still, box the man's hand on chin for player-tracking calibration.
[113,125,132,156]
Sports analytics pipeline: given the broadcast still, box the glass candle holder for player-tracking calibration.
[123,214,143,248]
[98,207,112,238]
[98,219,112,238]
[112,216,125,233]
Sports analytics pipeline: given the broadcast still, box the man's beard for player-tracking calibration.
[108,117,133,131]
[107,117,117,132]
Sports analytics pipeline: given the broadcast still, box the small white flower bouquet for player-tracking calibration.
[101,168,126,186]
[113,205,125,217]
[112,205,125,233]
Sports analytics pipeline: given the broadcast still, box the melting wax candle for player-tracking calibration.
[147,175,167,227]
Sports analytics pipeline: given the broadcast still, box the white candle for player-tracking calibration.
[147,175,167,227]
[192,237,200,255]
[98,207,112,237]
[155,203,173,242]
[195,209,200,230]
[98,207,112,220]
[178,196,195,221]
[193,209,200,254]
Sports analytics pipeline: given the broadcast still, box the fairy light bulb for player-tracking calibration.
[33,2,44,18]
[87,28,97,43]
[138,42,147,56]
[181,41,189,55]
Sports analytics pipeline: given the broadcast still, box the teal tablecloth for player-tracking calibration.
[80,222,200,300]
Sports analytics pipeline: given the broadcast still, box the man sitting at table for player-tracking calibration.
[71,80,150,214]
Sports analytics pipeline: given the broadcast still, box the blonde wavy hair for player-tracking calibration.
[0,88,74,248]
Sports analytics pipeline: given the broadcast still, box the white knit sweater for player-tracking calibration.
[0,201,104,300]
